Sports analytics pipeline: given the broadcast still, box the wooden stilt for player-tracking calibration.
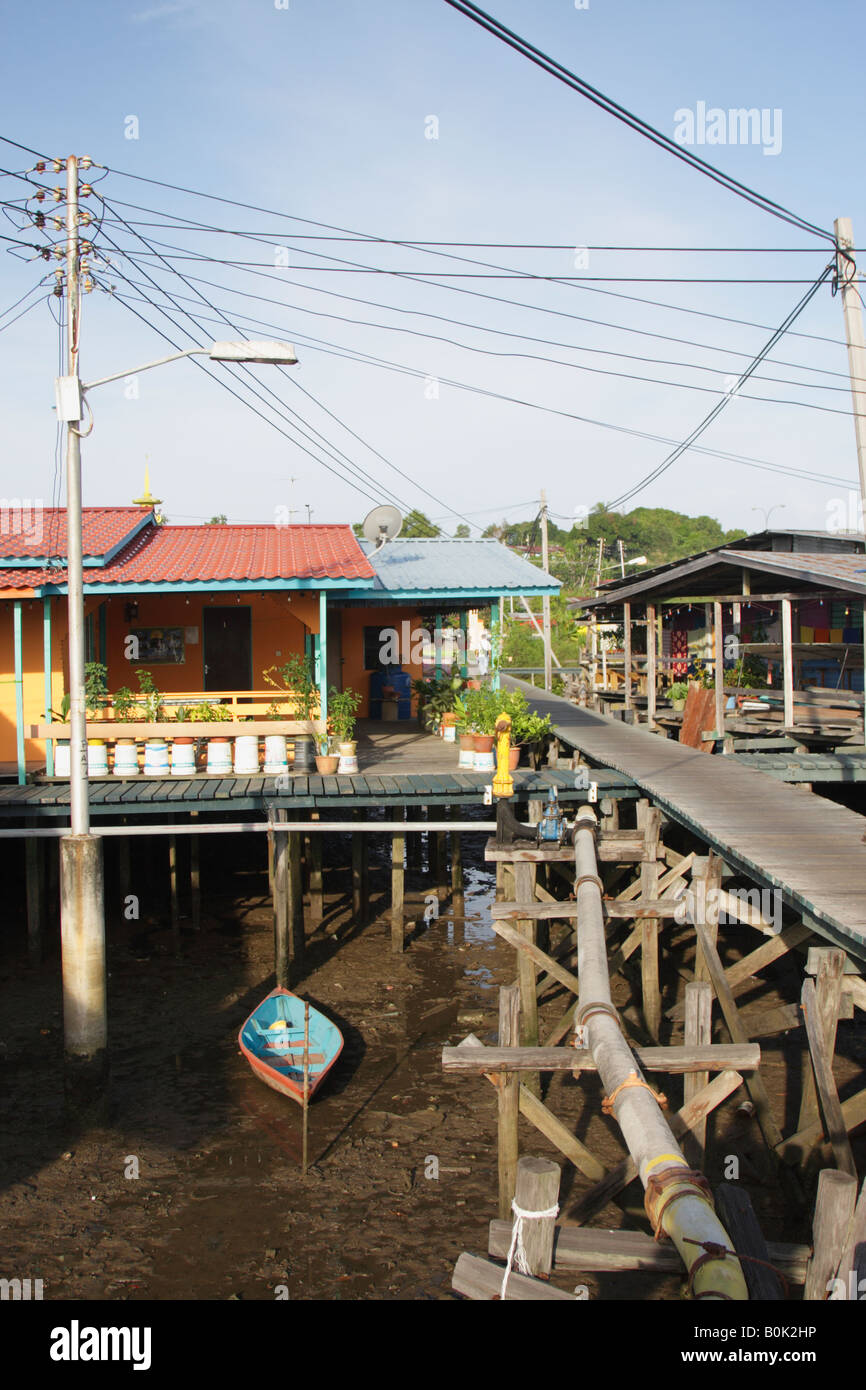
[801,976,857,1178]
[273,811,289,989]
[511,1156,561,1277]
[693,855,722,985]
[169,832,180,952]
[497,984,520,1220]
[25,832,43,967]
[352,809,368,925]
[309,812,323,923]
[796,947,846,1151]
[302,999,310,1178]
[288,825,304,964]
[804,1169,858,1300]
[190,832,201,933]
[406,807,421,868]
[683,981,712,1166]
[391,812,405,954]
[513,859,540,1098]
[638,806,662,1040]
[450,805,464,928]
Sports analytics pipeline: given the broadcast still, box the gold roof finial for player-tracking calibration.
[133,458,163,510]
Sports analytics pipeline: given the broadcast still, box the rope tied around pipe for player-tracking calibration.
[499,1198,560,1300]
[602,1069,668,1114]
[644,1164,715,1241]
[682,1237,791,1300]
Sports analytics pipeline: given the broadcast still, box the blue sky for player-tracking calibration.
[2,0,864,540]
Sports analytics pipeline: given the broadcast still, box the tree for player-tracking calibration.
[402,508,441,538]
[205,514,227,525]
[454,523,470,538]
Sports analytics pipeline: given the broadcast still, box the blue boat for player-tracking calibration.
[238,987,344,1104]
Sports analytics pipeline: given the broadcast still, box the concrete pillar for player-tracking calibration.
[60,834,107,1077]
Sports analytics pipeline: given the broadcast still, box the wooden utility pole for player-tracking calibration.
[540,490,552,690]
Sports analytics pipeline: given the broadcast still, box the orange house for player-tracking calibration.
[0,508,560,778]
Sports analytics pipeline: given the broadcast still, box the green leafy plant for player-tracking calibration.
[45,691,71,722]
[112,686,137,719]
[669,681,689,702]
[135,669,164,721]
[328,686,361,744]
[415,673,465,730]
[84,662,109,717]
[263,654,318,720]
[689,656,714,691]
[188,701,232,722]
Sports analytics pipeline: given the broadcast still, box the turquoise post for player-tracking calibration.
[490,598,501,691]
[43,596,54,776]
[318,591,328,727]
[14,601,25,784]
[459,610,468,680]
[434,612,443,678]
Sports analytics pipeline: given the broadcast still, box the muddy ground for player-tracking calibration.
[0,810,864,1301]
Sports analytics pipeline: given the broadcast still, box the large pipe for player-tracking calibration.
[572,805,748,1300]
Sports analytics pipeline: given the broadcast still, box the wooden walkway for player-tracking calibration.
[506,678,866,962]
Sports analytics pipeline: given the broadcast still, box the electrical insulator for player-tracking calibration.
[80,184,92,197]
[79,210,92,226]
[53,283,63,297]
[53,247,64,260]
[81,240,93,254]
[80,156,92,170]
[34,212,45,228]
[52,187,63,202]
[34,189,45,202]
[52,158,63,172]
[52,216,63,230]
[40,247,51,260]
[34,161,46,173]
[82,276,94,293]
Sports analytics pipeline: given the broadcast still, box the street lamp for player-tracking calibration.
[54,336,298,1090]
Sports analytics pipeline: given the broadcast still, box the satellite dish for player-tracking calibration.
[362,504,403,552]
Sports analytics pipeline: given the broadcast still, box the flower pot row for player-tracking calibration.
[51,733,359,778]
[456,731,521,772]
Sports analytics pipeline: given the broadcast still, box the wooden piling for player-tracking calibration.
[288,823,304,964]
[352,808,368,925]
[796,947,846,1152]
[169,832,180,951]
[638,804,662,1040]
[309,812,323,923]
[450,805,464,911]
[498,984,520,1220]
[715,1183,784,1300]
[273,811,290,988]
[513,860,540,1097]
[511,1156,561,1277]
[190,828,201,932]
[804,1168,858,1301]
[25,832,43,967]
[391,811,405,954]
[683,981,713,1165]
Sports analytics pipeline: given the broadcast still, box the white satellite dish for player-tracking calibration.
[362,504,403,552]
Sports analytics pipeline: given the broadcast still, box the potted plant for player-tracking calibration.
[315,737,340,775]
[669,680,689,713]
[84,661,110,775]
[45,691,71,776]
[188,699,233,775]
[453,694,476,768]
[264,654,318,773]
[110,685,140,776]
[329,686,361,773]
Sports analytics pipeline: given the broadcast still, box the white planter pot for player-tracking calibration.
[263,734,288,775]
[113,739,140,777]
[442,723,456,743]
[170,739,196,776]
[54,741,70,778]
[233,733,260,775]
[473,748,495,772]
[206,737,232,776]
[87,740,109,776]
[143,738,170,777]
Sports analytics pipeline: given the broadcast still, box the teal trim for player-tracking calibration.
[491,598,501,691]
[459,610,468,680]
[318,593,328,726]
[43,597,53,776]
[13,601,25,784]
[338,585,559,601]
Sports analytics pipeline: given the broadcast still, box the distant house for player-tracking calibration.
[0,508,558,777]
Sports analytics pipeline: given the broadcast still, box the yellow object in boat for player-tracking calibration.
[268,1019,289,1030]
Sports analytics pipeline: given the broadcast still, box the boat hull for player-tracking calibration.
[238,986,343,1106]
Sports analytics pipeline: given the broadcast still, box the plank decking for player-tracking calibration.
[506,678,866,962]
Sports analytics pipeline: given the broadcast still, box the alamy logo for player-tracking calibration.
[49,1320,152,1371]
[0,499,43,544]
[673,102,782,156]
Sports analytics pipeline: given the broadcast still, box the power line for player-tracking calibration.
[442,0,834,243]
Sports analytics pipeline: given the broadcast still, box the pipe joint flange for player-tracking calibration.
[574,872,604,895]
[575,1000,622,1032]
[644,1164,715,1243]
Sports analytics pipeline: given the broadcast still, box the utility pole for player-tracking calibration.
[834,218,866,535]
[60,153,107,1097]
[540,489,552,690]
[591,535,604,693]
[305,504,313,524]
[618,538,626,578]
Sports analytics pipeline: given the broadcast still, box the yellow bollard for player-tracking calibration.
[492,713,514,799]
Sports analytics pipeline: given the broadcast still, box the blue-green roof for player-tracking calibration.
[352,537,560,600]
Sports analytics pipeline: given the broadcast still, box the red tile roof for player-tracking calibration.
[0,506,148,559]
[0,512,375,590]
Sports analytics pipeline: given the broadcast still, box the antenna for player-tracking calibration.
[362,504,403,552]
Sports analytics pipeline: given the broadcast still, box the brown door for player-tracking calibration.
[203,607,252,690]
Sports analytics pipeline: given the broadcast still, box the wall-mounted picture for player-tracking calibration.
[130,627,186,664]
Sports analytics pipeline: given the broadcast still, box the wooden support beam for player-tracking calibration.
[391,816,405,954]
[443,1042,760,1074]
[693,856,722,985]
[776,1083,866,1166]
[492,920,581,998]
[169,832,180,953]
[272,812,289,989]
[352,810,367,926]
[190,823,201,933]
[683,982,712,1166]
[492,898,683,922]
[566,1069,744,1225]
[452,1252,579,1301]
[801,976,857,1178]
[288,827,304,963]
[832,1176,866,1301]
[487,1221,810,1283]
[715,1183,785,1300]
[804,1169,858,1301]
[639,806,662,1040]
[308,812,323,922]
[450,805,464,907]
[797,947,846,1145]
[513,860,539,1096]
[497,986,520,1220]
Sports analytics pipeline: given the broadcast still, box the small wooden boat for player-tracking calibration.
[238,987,343,1105]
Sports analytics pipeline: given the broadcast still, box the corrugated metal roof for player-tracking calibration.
[0,519,375,590]
[358,537,560,595]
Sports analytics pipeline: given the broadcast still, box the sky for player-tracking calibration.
[2,0,865,543]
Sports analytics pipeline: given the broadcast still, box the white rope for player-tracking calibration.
[500,1198,560,1299]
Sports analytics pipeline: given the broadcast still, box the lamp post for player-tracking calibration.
[55,329,298,1093]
